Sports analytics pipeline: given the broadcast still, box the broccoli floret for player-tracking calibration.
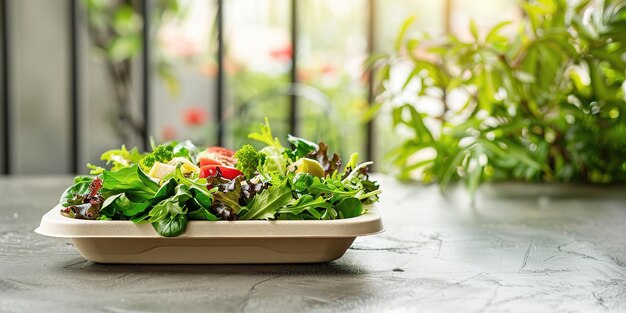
[234,144,262,179]
[140,145,174,172]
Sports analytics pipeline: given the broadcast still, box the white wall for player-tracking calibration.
[12,0,71,174]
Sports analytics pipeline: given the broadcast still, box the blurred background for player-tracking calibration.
[0,0,532,175]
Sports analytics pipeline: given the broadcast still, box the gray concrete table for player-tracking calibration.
[1,176,625,313]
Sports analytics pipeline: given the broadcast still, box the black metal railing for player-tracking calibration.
[366,0,375,166]
[1,0,11,174]
[140,0,151,152]
[0,0,380,175]
[69,0,81,174]
[215,0,224,147]
[289,0,298,136]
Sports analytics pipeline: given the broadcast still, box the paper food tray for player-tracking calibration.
[36,205,384,264]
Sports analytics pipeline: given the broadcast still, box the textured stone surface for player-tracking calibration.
[0,176,625,313]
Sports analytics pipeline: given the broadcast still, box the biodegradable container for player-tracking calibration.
[36,205,384,264]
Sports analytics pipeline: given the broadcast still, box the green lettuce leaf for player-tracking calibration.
[101,165,159,202]
[335,197,363,218]
[152,214,187,237]
[239,183,292,220]
[100,193,151,217]
[188,208,218,220]
[286,135,318,160]
[59,179,91,207]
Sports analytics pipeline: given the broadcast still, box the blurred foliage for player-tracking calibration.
[85,0,182,142]
[227,68,365,159]
[227,69,291,148]
[369,0,626,194]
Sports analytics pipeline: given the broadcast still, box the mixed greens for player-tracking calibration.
[59,120,380,237]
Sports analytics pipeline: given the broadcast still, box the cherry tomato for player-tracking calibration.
[206,146,235,157]
[200,165,243,179]
[204,146,236,166]
[199,157,222,167]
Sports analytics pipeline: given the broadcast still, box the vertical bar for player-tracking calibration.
[289,0,298,135]
[365,0,375,164]
[444,0,452,35]
[141,0,150,151]
[215,0,224,146]
[1,0,11,174]
[69,0,80,174]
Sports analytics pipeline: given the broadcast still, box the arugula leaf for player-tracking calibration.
[152,214,187,237]
[292,173,314,193]
[335,197,363,218]
[320,206,339,220]
[277,195,330,218]
[307,177,359,197]
[359,177,381,204]
[239,183,293,220]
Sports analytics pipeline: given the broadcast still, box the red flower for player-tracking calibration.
[224,58,242,74]
[159,30,200,58]
[269,44,293,62]
[200,62,218,77]
[183,107,208,126]
[297,68,313,83]
[360,71,370,85]
[161,125,177,141]
[321,64,336,76]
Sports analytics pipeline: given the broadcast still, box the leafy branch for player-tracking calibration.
[84,0,182,142]
[369,0,626,194]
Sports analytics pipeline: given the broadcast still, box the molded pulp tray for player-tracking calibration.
[35,205,384,264]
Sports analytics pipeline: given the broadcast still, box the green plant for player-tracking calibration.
[85,0,182,142]
[369,0,626,194]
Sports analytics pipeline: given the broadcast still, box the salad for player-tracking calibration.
[59,120,381,237]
